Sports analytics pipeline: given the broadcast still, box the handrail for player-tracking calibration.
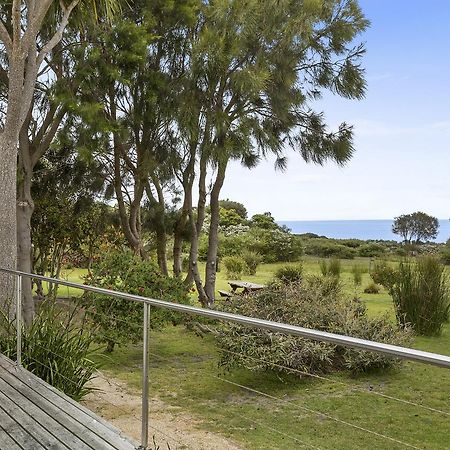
[1,268,449,369]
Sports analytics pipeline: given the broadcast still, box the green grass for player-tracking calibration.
[55,259,449,448]
[83,257,450,450]
[96,325,450,450]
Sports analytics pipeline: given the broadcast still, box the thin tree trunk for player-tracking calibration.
[173,204,188,277]
[204,158,228,304]
[0,135,18,317]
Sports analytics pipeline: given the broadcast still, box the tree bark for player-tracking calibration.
[204,158,228,304]
[0,135,18,317]
[17,132,35,325]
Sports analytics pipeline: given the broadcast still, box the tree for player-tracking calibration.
[219,200,248,220]
[392,212,439,244]
[175,0,368,306]
[0,0,120,318]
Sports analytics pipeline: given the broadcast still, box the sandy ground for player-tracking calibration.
[81,373,243,450]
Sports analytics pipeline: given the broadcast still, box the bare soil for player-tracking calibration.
[82,373,243,450]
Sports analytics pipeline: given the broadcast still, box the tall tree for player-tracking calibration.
[393,212,439,244]
[176,0,369,305]
[0,0,119,317]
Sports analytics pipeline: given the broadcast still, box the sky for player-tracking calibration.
[220,0,450,221]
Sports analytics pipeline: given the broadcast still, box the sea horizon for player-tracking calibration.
[277,219,450,243]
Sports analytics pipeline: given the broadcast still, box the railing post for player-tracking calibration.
[141,302,150,449]
[16,274,22,366]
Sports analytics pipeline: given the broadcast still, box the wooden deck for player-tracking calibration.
[0,353,137,450]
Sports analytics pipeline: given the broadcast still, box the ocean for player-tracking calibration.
[277,220,450,243]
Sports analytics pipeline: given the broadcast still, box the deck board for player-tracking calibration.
[0,354,137,450]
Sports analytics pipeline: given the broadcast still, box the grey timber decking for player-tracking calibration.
[0,353,137,450]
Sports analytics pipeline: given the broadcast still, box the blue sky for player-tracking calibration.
[220,0,450,220]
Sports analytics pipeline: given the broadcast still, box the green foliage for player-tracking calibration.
[222,256,246,279]
[358,242,386,257]
[241,251,262,275]
[304,239,356,259]
[440,239,450,265]
[250,213,279,230]
[215,277,410,375]
[274,264,303,284]
[80,251,190,351]
[0,303,99,400]
[392,212,439,243]
[351,264,363,286]
[370,260,397,290]
[390,257,449,336]
[319,258,341,278]
[363,282,381,294]
[219,207,244,228]
[219,199,247,220]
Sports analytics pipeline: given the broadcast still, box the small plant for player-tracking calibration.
[0,302,100,400]
[319,258,341,278]
[242,251,262,275]
[351,264,363,287]
[364,282,380,294]
[274,264,303,284]
[390,256,449,335]
[222,255,246,279]
[370,260,397,289]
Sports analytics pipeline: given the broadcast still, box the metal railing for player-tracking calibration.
[1,268,450,450]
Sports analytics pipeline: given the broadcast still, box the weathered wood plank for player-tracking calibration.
[0,391,48,450]
[0,373,93,450]
[0,424,22,450]
[0,354,136,450]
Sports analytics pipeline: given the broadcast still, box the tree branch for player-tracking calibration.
[0,22,12,56]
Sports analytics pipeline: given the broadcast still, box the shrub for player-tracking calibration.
[440,246,450,265]
[319,258,341,278]
[81,250,190,352]
[370,260,397,290]
[351,264,363,287]
[390,256,449,335]
[358,243,386,257]
[305,239,355,259]
[0,302,99,400]
[215,277,411,375]
[274,264,303,284]
[242,251,262,275]
[222,255,246,279]
[364,282,380,294]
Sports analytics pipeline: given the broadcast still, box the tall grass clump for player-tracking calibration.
[0,302,100,400]
[390,256,449,335]
[242,250,262,275]
[274,264,303,284]
[319,258,341,278]
[222,255,246,279]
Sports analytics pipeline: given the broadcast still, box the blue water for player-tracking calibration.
[278,220,450,243]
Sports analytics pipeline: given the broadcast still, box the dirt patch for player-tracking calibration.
[82,373,243,450]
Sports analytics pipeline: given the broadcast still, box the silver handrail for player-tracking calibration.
[3,268,449,367]
[2,267,449,450]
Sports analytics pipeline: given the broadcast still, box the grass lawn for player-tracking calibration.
[79,258,450,449]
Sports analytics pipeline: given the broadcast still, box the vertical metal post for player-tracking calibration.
[141,302,150,449]
[16,274,22,366]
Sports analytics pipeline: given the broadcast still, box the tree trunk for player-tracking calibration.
[204,159,228,304]
[17,171,35,325]
[156,227,168,275]
[0,136,18,317]
[173,205,188,277]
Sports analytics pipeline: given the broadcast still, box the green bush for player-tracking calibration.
[390,256,449,335]
[370,260,397,289]
[0,302,99,400]
[351,264,363,287]
[319,258,341,278]
[215,277,410,375]
[242,251,262,275]
[222,255,246,279]
[305,239,355,259]
[358,243,386,257]
[274,264,303,284]
[81,250,190,352]
[363,282,381,294]
[440,246,450,265]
